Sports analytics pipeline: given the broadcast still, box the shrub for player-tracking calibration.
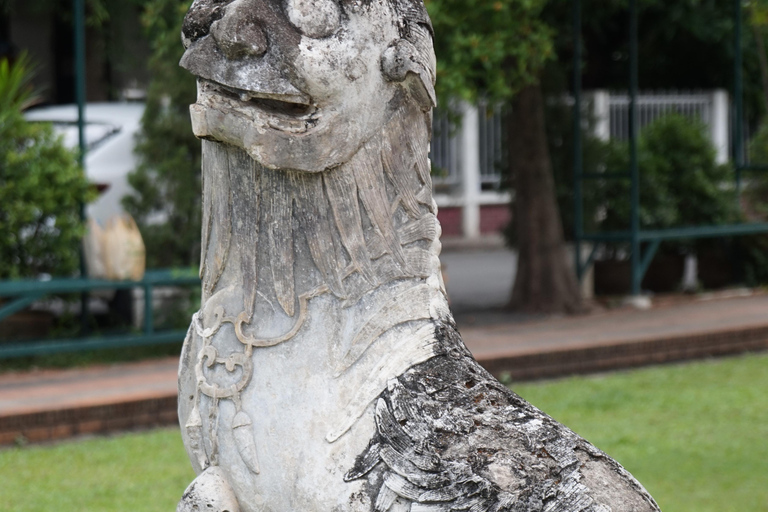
[746,121,768,219]
[0,55,93,279]
[599,114,739,233]
[737,124,768,286]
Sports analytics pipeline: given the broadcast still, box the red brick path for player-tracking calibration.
[1,293,767,445]
[0,358,178,445]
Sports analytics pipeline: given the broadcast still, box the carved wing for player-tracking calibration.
[345,325,661,512]
[347,394,499,512]
[345,366,504,512]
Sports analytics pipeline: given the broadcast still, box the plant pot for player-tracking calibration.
[594,254,685,295]
[697,249,734,289]
[0,309,55,341]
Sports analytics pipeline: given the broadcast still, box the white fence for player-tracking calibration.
[431,103,507,192]
[431,90,730,238]
[431,103,511,238]
[596,90,729,164]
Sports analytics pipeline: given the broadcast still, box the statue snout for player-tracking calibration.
[209,1,268,60]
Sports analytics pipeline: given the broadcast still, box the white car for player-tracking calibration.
[24,102,146,224]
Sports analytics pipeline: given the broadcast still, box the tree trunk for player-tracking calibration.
[507,83,585,314]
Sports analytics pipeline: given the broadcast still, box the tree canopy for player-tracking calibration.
[426,0,554,104]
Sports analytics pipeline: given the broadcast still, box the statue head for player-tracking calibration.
[180,0,436,172]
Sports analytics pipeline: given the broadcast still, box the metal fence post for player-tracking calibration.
[629,0,642,296]
[143,283,154,334]
[734,0,744,192]
[74,0,89,333]
[573,0,584,280]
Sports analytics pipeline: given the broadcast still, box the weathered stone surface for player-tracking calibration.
[177,0,661,510]
[177,467,241,512]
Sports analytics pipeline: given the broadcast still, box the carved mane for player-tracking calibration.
[197,100,439,344]
[183,94,451,479]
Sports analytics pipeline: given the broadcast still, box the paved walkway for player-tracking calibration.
[464,293,768,359]
[2,292,767,437]
[0,358,178,419]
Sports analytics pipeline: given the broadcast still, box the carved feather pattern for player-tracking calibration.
[345,322,662,512]
[336,284,433,374]
[366,233,389,262]
[352,142,408,270]
[381,114,422,219]
[261,168,295,317]
[227,148,260,315]
[372,248,432,284]
[399,214,438,246]
[416,187,436,213]
[201,141,232,297]
[410,117,433,190]
[292,171,346,297]
[323,165,376,285]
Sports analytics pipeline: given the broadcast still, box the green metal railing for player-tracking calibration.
[572,0,768,295]
[0,269,200,359]
[0,2,202,359]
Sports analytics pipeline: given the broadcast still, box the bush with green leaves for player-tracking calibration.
[0,55,93,279]
[746,122,768,219]
[735,122,768,286]
[598,114,739,233]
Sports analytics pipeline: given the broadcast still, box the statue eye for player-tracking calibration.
[286,0,341,39]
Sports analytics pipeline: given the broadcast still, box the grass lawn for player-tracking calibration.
[0,353,766,511]
[514,352,768,512]
[0,428,194,512]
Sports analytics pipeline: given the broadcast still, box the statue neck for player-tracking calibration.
[187,105,452,457]
[198,105,443,326]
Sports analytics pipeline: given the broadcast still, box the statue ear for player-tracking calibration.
[381,40,437,110]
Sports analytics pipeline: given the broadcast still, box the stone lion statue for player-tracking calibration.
[176,1,662,511]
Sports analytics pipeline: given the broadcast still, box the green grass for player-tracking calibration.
[0,428,194,512]
[0,354,766,511]
[514,353,768,512]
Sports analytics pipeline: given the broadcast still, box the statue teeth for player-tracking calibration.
[267,117,310,134]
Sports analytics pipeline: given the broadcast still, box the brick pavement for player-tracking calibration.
[0,357,178,417]
[463,293,768,358]
[1,293,767,444]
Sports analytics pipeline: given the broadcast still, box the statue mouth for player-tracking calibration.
[201,79,320,134]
